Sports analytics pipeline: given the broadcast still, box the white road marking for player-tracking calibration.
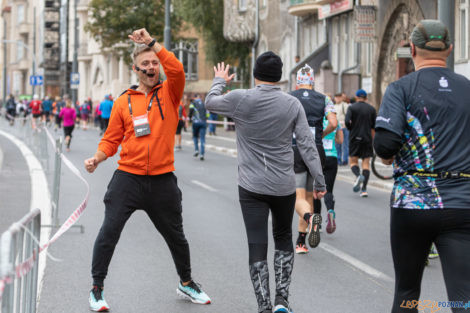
[320,242,394,283]
[191,180,218,192]
[182,140,237,158]
[0,129,52,305]
[208,135,236,143]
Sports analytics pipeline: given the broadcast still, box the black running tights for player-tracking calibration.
[92,170,192,286]
[391,207,470,313]
[238,186,296,264]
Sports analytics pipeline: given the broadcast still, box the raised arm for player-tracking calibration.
[205,62,241,117]
[129,28,185,105]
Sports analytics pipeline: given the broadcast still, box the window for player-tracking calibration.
[172,40,198,81]
[302,23,310,57]
[231,65,243,82]
[17,4,25,24]
[280,35,294,81]
[17,40,24,61]
[332,17,340,72]
[341,15,349,70]
[365,42,374,76]
[459,0,469,59]
[239,0,247,11]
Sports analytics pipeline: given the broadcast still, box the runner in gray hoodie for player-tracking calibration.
[205,52,326,313]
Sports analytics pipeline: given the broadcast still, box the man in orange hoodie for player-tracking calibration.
[84,28,211,311]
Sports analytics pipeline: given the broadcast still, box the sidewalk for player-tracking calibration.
[182,125,394,192]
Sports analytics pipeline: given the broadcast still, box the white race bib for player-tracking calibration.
[323,139,333,150]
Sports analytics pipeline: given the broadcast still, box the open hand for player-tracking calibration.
[213,62,235,84]
[128,28,153,46]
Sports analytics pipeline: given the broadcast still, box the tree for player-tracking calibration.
[85,0,181,63]
[173,0,251,86]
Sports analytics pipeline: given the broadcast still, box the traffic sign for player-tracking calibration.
[29,75,43,86]
[70,72,80,85]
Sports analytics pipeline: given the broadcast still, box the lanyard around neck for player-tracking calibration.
[127,87,164,120]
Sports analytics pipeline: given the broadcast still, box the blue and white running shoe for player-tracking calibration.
[274,296,293,313]
[176,281,211,304]
[89,286,110,312]
[274,305,293,313]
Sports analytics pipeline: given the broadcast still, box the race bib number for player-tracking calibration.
[133,113,151,137]
[323,139,333,150]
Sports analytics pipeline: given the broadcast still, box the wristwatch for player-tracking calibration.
[148,39,156,47]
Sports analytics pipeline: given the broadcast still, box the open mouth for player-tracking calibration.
[147,73,156,78]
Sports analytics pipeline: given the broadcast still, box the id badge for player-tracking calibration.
[133,113,151,137]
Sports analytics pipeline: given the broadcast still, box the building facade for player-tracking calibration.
[0,0,45,101]
[1,0,469,106]
[0,0,216,105]
[224,0,470,107]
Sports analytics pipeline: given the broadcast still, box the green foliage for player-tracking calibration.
[85,0,181,64]
[174,0,251,87]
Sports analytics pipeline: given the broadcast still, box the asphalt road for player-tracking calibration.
[0,123,452,313]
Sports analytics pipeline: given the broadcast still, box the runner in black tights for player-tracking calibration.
[375,20,470,312]
[322,117,343,234]
[206,54,326,313]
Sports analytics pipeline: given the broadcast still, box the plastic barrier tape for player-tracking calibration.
[0,126,89,301]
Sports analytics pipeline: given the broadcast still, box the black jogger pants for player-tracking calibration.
[92,170,191,286]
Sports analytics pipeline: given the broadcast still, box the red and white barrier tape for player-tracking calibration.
[41,126,90,250]
[0,125,90,301]
[206,120,235,125]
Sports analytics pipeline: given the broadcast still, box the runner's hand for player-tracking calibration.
[214,62,235,84]
[128,28,153,46]
[84,157,98,173]
[313,190,326,200]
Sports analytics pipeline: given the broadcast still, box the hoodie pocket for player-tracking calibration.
[124,136,147,166]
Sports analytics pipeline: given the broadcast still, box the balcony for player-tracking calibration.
[288,0,321,16]
[17,58,30,71]
[18,22,32,35]
[77,0,89,12]
[78,41,88,56]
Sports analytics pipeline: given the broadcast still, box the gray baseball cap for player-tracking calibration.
[410,20,451,51]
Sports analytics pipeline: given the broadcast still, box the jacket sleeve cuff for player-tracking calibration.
[97,144,114,158]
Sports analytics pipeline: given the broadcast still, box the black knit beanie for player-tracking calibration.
[253,51,283,83]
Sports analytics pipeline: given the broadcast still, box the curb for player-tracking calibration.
[0,143,3,172]
[336,174,394,192]
[183,139,394,192]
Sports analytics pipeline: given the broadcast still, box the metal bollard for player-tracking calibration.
[0,208,41,313]
[51,138,63,228]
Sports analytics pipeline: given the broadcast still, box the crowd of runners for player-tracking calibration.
[2,19,469,313]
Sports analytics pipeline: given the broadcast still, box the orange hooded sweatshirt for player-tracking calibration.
[98,47,185,175]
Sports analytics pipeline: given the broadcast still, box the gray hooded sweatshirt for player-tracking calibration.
[205,77,326,196]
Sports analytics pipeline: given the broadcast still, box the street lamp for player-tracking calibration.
[164,0,171,49]
[2,6,11,106]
